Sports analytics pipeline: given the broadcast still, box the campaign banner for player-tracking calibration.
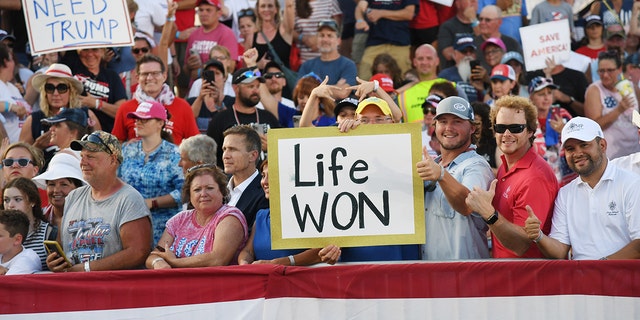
[267,124,425,249]
[519,19,571,71]
[22,0,135,55]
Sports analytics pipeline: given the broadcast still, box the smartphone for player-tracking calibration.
[44,240,71,265]
[551,105,562,119]
[202,69,215,83]
[155,245,166,252]
[189,48,198,56]
[470,60,480,70]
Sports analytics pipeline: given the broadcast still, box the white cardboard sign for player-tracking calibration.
[22,0,134,55]
[519,19,571,71]
[268,124,425,249]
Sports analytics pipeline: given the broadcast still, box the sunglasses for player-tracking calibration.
[238,8,255,18]
[81,133,113,155]
[1,158,34,167]
[132,47,150,54]
[264,72,284,79]
[493,124,526,134]
[187,163,216,173]
[44,83,69,94]
[424,107,436,115]
[234,70,262,83]
[318,20,339,31]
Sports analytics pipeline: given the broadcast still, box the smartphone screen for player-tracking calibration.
[470,60,480,70]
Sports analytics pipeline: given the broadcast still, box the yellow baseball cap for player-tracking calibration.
[356,97,392,116]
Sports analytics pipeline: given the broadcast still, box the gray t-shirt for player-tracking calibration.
[61,184,151,265]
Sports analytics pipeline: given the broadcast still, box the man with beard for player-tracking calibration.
[438,34,485,103]
[416,96,494,260]
[297,20,357,100]
[466,96,558,258]
[206,67,280,168]
[525,117,640,260]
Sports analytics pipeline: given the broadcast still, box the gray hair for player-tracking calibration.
[179,135,218,164]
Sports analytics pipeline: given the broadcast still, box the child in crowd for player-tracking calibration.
[0,210,41,275]
[486,64,517,106]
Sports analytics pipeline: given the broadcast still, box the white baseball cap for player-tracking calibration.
[561,117,604,146]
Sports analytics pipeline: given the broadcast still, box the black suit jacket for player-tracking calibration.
[234,173,269,228]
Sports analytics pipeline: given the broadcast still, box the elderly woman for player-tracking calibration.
[238,160,329,266]
[112,54,199,145]
[178,134,218,175]
[59,48,127,133]
[32,152,85,229]
[1,177,53,271]
[118,101,183,244]
[20,64,100,161]
[585,50,640,159]
[145,165,248,269]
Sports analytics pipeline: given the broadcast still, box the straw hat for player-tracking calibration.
[31,63,84,94]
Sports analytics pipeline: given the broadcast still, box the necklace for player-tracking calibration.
[233,105,259,125]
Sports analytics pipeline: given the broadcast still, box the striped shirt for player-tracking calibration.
[24,222,50,270]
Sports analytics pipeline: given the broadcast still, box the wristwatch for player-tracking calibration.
[484,211,499,225]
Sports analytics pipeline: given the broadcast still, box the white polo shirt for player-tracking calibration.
[550,163,640,260]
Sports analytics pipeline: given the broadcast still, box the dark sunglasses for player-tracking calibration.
[494,124,526,134]
[238,8,255,18]
[1,158,34,167]
[44,83,69,94]
[81,133,113,155]
[264,72,284,79]
[424,107,436,115]
[187,163,216,173]
[132,47,150,54]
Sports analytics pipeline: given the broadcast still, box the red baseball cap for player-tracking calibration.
[370,73,394,93]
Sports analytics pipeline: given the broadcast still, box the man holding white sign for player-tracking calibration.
[416,96,493,260]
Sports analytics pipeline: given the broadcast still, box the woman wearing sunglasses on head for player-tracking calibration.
[238,8,258,54]
[1,142,47,206]
[19,64,100,167]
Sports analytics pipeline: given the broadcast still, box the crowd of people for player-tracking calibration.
[0,0,639,275]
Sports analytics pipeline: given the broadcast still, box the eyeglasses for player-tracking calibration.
[359,116,392,124]
[264,72,284,79]
[132,47,150,54]
[80,133,113,155]
[478,17,496,23]
[139,71,163,78]
[318,20,339,31]
[493,124,526,134]
[302,71,322,82]
[44,83,69,94]
[1,158,34,167]
[234,70,262,83]
[210,55,228,61]
[238,8,255,18]
[187,163,216,173]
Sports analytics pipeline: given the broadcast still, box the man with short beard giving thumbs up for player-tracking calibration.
[416,96,494,260]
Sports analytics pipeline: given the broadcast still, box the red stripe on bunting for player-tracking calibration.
[1,260,639,315]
